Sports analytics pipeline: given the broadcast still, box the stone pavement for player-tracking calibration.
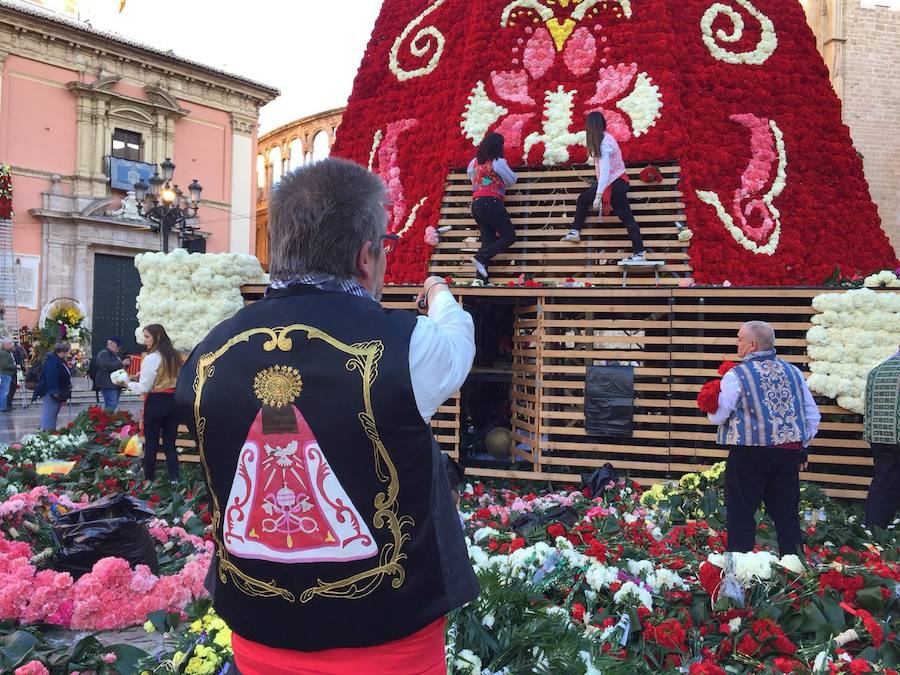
[0,387,142,444]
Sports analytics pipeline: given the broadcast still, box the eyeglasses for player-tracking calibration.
[382,233,400,255]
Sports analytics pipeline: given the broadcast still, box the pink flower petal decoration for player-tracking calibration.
[563,27,597,76]
[491,70,536,106]
[588,63,638,106]
[524,28,555,80]
[584,107,632,143]
[494,113,537,153]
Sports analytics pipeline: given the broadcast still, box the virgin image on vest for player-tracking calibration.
[717,350,811,447]
[175,284,476,651]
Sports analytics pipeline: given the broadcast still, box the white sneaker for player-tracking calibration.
[621,251,647,264]
[471,257,488,277]
[437,226,452,233]
[561,231,581,243]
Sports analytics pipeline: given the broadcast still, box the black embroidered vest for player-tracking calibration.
[176,285,469,650]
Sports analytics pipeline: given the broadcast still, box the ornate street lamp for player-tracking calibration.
[133,158,203,253]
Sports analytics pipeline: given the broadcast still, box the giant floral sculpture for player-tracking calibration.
[332,0,896,286]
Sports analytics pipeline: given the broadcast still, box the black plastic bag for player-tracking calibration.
[52,493,159,578]
[585,365,634,437]
[511,504,579,534]
[581,462,619,498]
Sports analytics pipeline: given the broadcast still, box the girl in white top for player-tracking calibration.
[128,324,183,482]
[562,112,648,263]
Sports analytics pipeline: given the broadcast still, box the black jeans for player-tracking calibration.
[572,178,644,254]
[143,392,179,481]
[865,443,900,529]
[725,445,803,556]
[472,197,516,278]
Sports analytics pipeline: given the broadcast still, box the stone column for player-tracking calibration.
[0,50,8,112]
[92,98,108,197]
[72,242,90,308]
[229,114,257,254]
[72,94,96,196]
[823,0,845,100]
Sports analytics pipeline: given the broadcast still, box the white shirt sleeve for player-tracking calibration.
[707,370,740,426]
[127,351,160,395]
[466,158,476,184]
[800,378,821,446]
[593,140,612,206]
[408,290,475,422]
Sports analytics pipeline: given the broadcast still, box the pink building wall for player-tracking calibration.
[1,52,263,326]
[174,101,232,253]
[0,55,82,327]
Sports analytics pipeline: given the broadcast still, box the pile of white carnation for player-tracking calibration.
[806,287,900,413]
[110,369,130,386]
[863,269,900,288]
[134,249,267,351]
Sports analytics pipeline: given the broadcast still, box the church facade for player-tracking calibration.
[0,1,278,340]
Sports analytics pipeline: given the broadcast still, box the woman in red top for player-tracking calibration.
[467,132,517,285]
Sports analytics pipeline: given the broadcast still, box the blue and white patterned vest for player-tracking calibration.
[717,349,810,447]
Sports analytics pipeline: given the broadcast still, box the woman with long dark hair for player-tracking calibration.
[128,324,183,482]
[467,132,517,284]
[562,112,648,263]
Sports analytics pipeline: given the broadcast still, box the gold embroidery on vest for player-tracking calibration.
[192,325,412,603]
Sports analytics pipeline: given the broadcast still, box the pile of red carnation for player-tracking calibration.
[697,361,737,414]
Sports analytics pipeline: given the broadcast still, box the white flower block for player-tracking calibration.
[134,250,266,351]
[807,288,900,413]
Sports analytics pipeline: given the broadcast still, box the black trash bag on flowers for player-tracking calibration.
[51,493,159,578]
[511,504,580,536]
[580,462,619,499]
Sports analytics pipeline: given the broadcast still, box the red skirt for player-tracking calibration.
[232,618,447,675]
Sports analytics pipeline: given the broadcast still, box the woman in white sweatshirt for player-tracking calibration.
[128,324,183,482]
[561,111,647,263]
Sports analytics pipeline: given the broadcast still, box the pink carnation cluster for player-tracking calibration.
[15,661,49,675]
[0,486,84,520]
[0,490,213,631]
[69,554,210,630]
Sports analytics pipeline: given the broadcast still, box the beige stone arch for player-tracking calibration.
[288,137,304,171]
[254,107,345,267]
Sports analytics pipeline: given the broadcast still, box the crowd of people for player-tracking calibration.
[1,321,183,484]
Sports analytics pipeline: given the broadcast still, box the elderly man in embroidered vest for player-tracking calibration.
[175,158,478,675]
[863,347,900,529]
[707,321,821,556]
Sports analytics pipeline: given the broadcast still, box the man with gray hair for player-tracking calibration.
[176,158,477,673]
[707,321,820,556]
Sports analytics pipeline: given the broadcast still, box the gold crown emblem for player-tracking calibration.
[253,365,302,409]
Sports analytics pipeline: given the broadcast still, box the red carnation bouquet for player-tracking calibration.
[639,165,663,184]
[697,360,737,414]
